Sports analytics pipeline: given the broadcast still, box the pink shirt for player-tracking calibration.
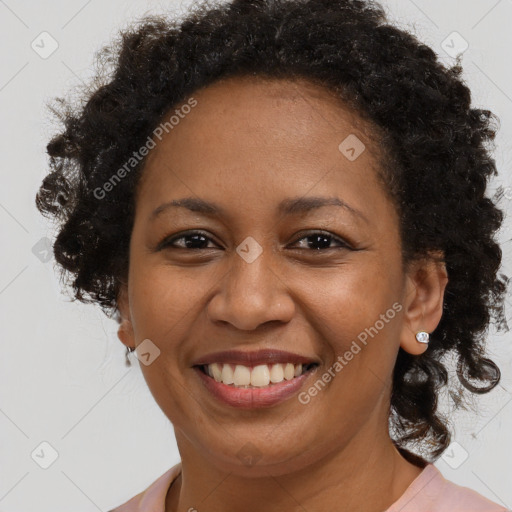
[110,462,509,511]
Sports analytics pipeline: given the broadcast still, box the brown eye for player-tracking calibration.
[157,230,353,252]
[290,231,353,251]
[157,230,219,250]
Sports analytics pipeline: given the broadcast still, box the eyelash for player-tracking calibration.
[157,230,353,252]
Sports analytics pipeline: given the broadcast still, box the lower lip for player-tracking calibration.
[194,366,316,408]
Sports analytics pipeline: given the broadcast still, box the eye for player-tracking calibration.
[157,230,352,251]
[157,230,220,250]
[290,231,352,251]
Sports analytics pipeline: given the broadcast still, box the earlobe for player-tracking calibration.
[117,321,134,347]
[399,255,448,356]
[116,284,135,350]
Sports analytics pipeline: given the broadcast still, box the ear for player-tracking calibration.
[399,253,448,356]
[116,283,135,350]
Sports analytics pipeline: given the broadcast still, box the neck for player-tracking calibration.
[165,425,425,512]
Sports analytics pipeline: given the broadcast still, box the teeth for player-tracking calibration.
[205,362,310,387]
[221,364,234,385]
[251,365,270,387]
[269,363,284,383]
[284,363,295,380]
[210,363,222,382]
[234,365,251,386]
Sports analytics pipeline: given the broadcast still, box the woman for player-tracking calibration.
[35,0,510,510]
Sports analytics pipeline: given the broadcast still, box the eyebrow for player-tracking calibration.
[149,196,369,223]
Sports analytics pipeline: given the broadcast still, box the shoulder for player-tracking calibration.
[108,462,182,512]
[387,463,509,512]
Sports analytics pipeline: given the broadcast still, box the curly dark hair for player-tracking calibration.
[35,0,509,462]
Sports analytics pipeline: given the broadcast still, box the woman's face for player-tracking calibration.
[118,76,438,476]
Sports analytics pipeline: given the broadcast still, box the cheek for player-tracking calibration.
[128,261,205,339]
[299,257,403,395]
[126,264,204,421]
[299,256,402,339]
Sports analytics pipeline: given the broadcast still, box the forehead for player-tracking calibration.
[135,75,391,225]
[152,75,377,154]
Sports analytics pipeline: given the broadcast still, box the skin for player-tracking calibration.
[117,75,448,512]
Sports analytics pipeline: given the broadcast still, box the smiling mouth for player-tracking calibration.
[197,362,319,388]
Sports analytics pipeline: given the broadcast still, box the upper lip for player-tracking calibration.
[192,349,319,367]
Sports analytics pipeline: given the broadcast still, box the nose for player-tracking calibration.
[206,247,295,331]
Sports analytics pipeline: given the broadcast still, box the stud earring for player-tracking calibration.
[415,331,429,344]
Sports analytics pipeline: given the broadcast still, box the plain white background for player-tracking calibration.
[1,0,511,510]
